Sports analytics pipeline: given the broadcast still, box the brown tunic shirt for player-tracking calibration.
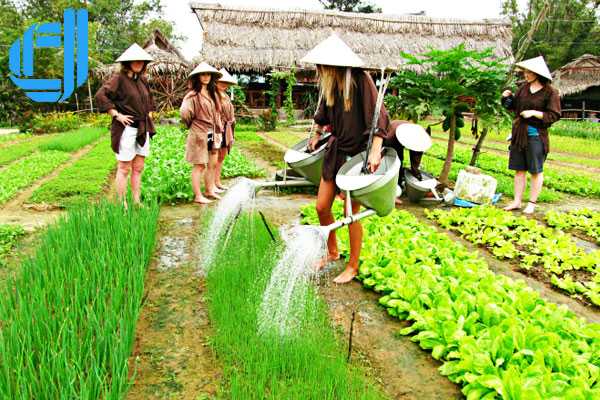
[95,72,156,154]
[314,70,390,181]
[219,94,236,151]
[180,91,221,135]
[503,83,561,153]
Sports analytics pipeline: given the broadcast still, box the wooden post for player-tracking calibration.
[440,113,456,186]
[87,78,94,112]
[582,100,586,120]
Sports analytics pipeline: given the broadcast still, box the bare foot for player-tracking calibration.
[395,197,403,206]
[205,192,222,200]
[523,201,536,215]
[316,253,340,270]
[503,201,521,211]
[214,187,226,194]
[333,265,358,284]
[194,196,212,204]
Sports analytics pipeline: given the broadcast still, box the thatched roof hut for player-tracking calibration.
[190,2,513,73]
[96,30,190,112]
[143,29,189,72]
[553,54,600,97]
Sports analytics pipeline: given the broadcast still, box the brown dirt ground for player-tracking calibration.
[127,205,221,400]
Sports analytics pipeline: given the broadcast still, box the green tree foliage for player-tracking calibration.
[318,0,382,13]
[386,45,508,184]
[502,0,600,70]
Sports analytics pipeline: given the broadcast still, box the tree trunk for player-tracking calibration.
[470,127,488,166]
[439,114,456,186]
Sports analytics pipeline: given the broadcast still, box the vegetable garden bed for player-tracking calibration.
[0,202,159,398]
[427,207,600,306]
[28,138,116,207]
[302,204,600,399]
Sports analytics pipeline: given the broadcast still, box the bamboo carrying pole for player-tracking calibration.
[361,68,392,174]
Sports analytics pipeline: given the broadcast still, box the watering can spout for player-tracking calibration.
[253,179,314,193]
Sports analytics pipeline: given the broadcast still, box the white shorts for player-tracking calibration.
[117,125,150,162]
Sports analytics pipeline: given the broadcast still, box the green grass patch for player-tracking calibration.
[262,129,306,148]
[235,127,286,169]
[29,138,115,207]
[38,126,105,153]
[0,202,159,398]
[0,133,32,145]
[206,214,385,399]
[431,134,600,171]
[0,127,106,167]
[142,126,265,203]
[427,123,600,160]
[0,224,25,268]
[0,150,71,204]
[0,135,55,166]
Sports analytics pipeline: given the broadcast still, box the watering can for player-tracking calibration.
[282,133,330,185]
[336,148,400,217]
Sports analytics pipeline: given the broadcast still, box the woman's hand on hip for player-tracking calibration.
[116,113,134,126]
[520,110,543,119]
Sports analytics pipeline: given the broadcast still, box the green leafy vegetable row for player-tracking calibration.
[29,138,115,207]
[0,224,25,268]
[0,202,159,398]
[301,204,600,399]
[427,142,600,198]
[142,126,265,203]
[0,127,105,167]
[427,207,600,305]
[0,150,71,204]
[546,209,600,245]
[420,154,562,203]
[38,126,105,153]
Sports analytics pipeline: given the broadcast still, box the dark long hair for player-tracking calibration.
[190,74,221,112]
[120,61,148,76]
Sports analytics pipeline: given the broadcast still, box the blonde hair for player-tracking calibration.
[317,65,355,112]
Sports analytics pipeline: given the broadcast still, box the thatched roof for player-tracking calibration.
[190,2,513,73]
[553,54,600,96]
[96,29,189,77]
[143,29,189,67]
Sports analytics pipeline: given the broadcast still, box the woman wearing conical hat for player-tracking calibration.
[214,68,238,192]
[180,62,223,204]
[95,43,155,207]
[302,34,390,284]
[501,56,561,214]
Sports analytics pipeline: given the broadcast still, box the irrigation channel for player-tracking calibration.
[160,177,464,399]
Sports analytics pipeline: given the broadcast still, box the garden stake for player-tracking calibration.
[347,309,356,362]
[258,211,276,242]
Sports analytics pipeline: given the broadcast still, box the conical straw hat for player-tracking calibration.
[218,68,238,85]
[515,56,552,81]
[300,33,364,68]
[189,62,223,79]
[115,43,153,62]
[395,123,432,152]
